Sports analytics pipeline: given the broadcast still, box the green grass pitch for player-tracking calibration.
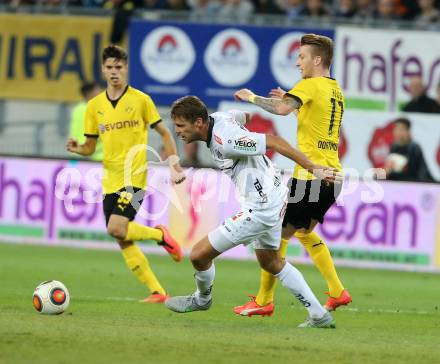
[1,243,439,364]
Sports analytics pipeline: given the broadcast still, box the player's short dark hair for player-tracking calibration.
[394,117,411,130]
[80,81,100,98]
[102,45,128,64]
[301,34,333,68]
[170,96,209,123]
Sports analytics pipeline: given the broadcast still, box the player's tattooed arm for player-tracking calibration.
[234,88,300,116]
[253,95,300,115]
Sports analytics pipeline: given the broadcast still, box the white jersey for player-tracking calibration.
[207,110,287,209]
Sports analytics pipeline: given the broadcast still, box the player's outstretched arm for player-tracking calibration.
[66,136,97,156]
[234,88,300,116]
[266,135,342,183]
[153,122,185,184]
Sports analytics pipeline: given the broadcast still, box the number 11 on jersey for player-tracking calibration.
[329,97,344,137]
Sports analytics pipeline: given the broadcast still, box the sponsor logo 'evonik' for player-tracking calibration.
[99,120,140,134]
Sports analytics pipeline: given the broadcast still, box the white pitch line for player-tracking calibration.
[103,296,138,302]
[341,307,432,316]
[86,296,436,316]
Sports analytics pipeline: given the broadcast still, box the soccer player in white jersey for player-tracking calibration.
[165,96,342,328]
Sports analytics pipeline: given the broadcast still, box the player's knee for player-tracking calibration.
[189,249,201,265]
[260,258,284,275]
[117,240,132,249]
[107,224,127,240]
[282,224,296,240]
[190,248,208,269]
[260,259,275,274]
[296,228,312,236]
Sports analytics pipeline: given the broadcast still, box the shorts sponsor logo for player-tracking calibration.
[231,211,244,221]
[270,32,304,90]
[204,29,258,87]
[140,26,195,84]
[233,136,257,152]
[254,178,268,203]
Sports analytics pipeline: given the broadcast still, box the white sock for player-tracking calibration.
[275,262,327,319]
[194,264,215,305]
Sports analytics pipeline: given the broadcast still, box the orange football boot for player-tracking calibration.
[155,225,183,262]
[141,292,170,304]
[324,289,352,311]
[233,295,274,317]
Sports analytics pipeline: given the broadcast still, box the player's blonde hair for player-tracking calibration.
[301,34,333,68]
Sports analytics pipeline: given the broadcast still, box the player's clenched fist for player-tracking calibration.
[66,138,79,152]
[234,89,255,102]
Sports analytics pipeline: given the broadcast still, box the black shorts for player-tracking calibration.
[103,187,145,226]
[282,178,342,230]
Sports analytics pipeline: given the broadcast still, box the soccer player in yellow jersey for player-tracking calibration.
[66,45,185,303]
[234,34,352,315]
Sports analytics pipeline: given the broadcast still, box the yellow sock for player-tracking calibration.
[295,231,344,297]
[125,222,163,242]
[121,244,166,295]
[255,238,289,306]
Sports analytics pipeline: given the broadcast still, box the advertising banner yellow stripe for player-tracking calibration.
[0,14,111,102]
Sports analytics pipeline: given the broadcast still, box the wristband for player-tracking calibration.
[248,94,256,103]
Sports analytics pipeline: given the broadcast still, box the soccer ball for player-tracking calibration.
[32,280,70,315]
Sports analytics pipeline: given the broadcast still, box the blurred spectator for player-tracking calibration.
[166,0,190,10]
[191,0,222,16]
[415,0,440,24]
[395,0,420,20]
[9,0,62,5]
[252,0,284,14]
[298,0,329,17]
[373,0,400,20]
[144,0,167,9]
[106,0,143,44]
[284,0,305,19]
[385,118,435,182]
[354,0,374,20]
[70,81,103,161]
[8,0,26,7]
[82,0,106,6]
[219,0,254,18]
[334,0,356,18]
[402,76,440,113]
